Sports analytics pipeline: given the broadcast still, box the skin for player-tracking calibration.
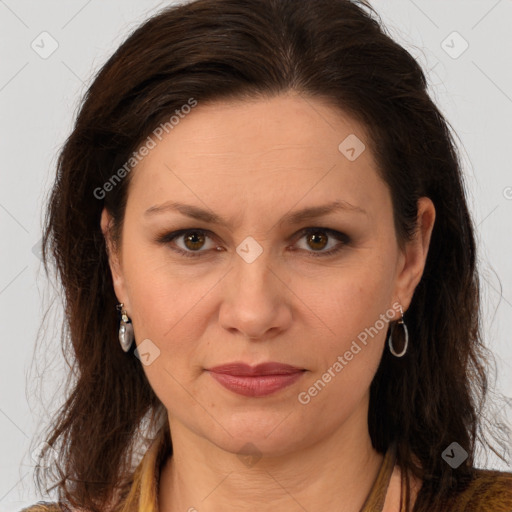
[101,91,435,512]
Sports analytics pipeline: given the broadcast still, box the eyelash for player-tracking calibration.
[156,227,350,259]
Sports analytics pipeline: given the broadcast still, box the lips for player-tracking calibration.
[207,362,304,376]
[206,362,306,397]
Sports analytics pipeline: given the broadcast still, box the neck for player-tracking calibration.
[158,400,385,512]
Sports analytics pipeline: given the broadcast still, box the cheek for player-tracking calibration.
[297,270,394,414]
[127,271,203,349]
[120,244,186,341]
[302,256,397,408]
[121,245,226,373]
[320,256,396,345]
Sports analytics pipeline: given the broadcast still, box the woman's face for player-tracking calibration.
[102,92,434,457]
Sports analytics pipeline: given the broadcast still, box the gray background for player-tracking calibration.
[1,0,511,510]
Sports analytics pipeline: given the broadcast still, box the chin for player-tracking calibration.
[205,416,308,458]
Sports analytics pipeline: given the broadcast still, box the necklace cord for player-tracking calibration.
[358,441,398,512]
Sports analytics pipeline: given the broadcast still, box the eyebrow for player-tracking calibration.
[144,199,367,227]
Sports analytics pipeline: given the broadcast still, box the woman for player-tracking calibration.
[23,0,512,511]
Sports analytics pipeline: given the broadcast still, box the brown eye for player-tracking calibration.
[294,228,349,257]
[156,229,217,258]
[305,230,329,251]
[183,231,207,251]
[157,227,349,259]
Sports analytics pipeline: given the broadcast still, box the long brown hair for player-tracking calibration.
[33,0,509,510]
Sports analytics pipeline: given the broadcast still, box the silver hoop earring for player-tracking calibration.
[116,303,134,352]
[388,305,408,357]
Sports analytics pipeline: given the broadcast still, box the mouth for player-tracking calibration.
[206,361,305,376]
[206,362,306,397]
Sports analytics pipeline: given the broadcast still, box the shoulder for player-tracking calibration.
[442,468,512,511]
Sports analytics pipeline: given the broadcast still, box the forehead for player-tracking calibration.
[126,93,388,227]
[144,93,369,160]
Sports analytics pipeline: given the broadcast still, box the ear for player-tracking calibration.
[393,197,436,313]
[101,207,129,309]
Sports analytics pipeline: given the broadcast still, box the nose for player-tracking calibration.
[218,248,293,342]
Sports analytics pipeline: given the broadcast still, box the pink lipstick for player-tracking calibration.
[206,362,306,397]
